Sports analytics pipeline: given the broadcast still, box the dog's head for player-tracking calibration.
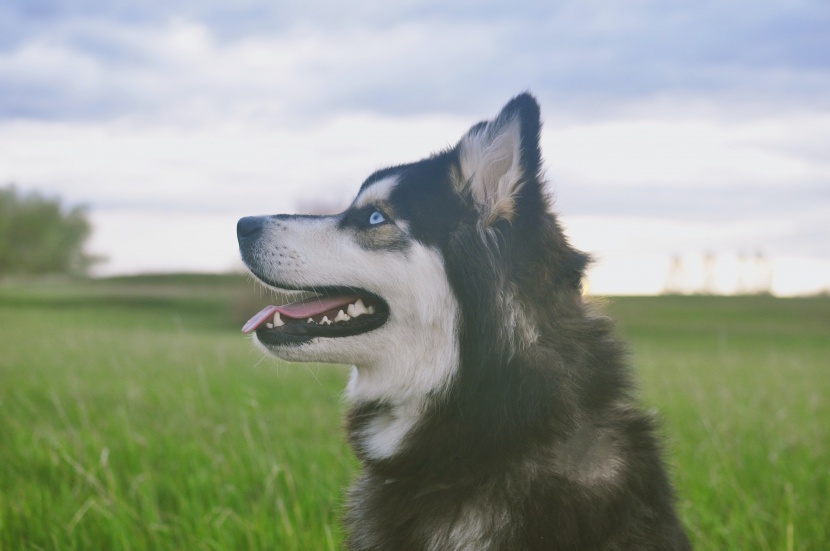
[238,93,587,402]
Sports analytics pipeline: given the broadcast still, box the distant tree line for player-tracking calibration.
[0,185,100,276]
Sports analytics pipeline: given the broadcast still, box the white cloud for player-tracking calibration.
[6,1,829,122]
[0,113,467,215]
[1,2,829,294]
[3,106,827,296]
[1,17,509,122]
[545,114,830,189]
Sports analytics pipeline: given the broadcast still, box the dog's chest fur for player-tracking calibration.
[345,464,514,551]
[342,384,657,550]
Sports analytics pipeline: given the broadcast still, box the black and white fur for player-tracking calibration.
[237,94,692,550]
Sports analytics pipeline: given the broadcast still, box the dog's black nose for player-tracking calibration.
[237,216,264,241]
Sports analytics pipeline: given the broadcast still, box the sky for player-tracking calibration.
[1,0,829,295]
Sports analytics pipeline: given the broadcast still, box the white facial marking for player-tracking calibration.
[339,242,459,400]
[247,212,461,458]
[353,176,398,209]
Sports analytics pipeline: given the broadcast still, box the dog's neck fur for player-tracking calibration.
[344,322,460,460]
[345,392,425,461]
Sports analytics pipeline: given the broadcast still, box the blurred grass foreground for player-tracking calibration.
[1,274,828,550]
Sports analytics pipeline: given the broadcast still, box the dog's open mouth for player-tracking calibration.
[242,287,389,345]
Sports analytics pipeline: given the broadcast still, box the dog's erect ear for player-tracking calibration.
[454,93,542,225]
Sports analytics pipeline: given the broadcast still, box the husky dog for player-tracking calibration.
[237,94,691,550]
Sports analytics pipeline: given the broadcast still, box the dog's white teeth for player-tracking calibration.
[307,318,315,324]
[264,314,285,329]
[321,316,332,325]
[350,299,369,317]
[341,299,374,320]
[335,310,350,322]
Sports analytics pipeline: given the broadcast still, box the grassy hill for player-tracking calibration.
[1,275,827,549]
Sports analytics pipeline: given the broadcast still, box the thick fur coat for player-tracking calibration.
[237,93,692,550]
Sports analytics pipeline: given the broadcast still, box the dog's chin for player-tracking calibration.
[253,332,371,366]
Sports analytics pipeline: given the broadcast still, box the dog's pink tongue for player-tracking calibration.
[241,295,359,333]
[242,305,281,334]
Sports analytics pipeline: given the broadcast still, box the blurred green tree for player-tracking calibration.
[0,185,100,276]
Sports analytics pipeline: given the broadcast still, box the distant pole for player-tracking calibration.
[701,253,717,295]
[755,251,773,294]
[664,255,685,295]
[736,252,748,295]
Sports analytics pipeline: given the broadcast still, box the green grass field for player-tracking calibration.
[1,275,828,550]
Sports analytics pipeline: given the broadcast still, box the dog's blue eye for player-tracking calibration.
[368,211,386,225]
